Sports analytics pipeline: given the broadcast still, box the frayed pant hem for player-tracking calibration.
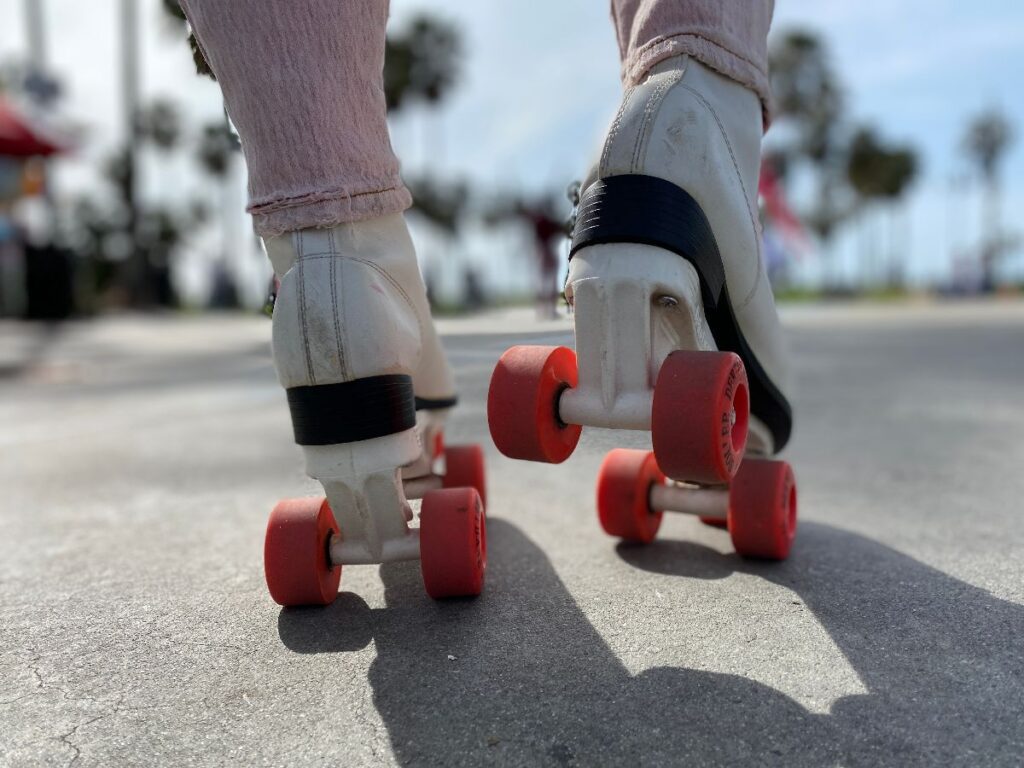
[249,185,413,238]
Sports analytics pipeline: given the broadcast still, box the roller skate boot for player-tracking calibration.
[263,214,486,606]
[488,56,797,559]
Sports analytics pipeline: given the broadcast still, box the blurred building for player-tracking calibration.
[0,98,66,318]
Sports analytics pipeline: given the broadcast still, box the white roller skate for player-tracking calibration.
[488,56,797,559]
[263,214,486,606]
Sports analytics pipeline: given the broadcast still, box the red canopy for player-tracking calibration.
[0,100,64,157]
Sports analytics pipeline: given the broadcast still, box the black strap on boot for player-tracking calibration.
[286,374,417,445]
[569,174,792,450]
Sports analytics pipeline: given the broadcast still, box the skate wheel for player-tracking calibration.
[442,443,487,509]
[652,350,749,485]
[420,487,486,598]
[264,497,341,606]
[596,449,665,544]
[728,459,797,560]
[487,345,581,463]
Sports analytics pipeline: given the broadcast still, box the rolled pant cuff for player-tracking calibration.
[249,183,413,238]
[623,32,773,127]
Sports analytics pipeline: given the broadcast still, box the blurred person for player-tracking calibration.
[517,199,565,320]
[179,0,794,596]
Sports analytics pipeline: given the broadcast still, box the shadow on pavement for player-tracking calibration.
[619,521,1024,766]
[278,519,1023,766]
[277,592,374,654]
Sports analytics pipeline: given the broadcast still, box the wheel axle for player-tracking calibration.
[648,482,728,520]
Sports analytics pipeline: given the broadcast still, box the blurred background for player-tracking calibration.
[0,0,1021,321]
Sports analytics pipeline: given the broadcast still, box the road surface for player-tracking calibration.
[2,301,1023,766]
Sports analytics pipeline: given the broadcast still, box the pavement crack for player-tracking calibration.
[0,691,35,705]
[28,649,46,690]
[58,713,107,768]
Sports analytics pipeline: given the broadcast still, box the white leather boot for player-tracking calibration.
[568,54,792,458]
[262,214,486,606]
[488,56,797,560]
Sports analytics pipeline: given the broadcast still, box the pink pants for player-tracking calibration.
[180,1,774,237]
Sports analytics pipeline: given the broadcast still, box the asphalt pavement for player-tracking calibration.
[1,301,1023,766]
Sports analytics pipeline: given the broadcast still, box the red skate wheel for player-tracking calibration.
[728,459,797,560]
[596,449,665,544]
[442,443,487,509]
[487,345,581,463]
[652,350,749,485]
[264,497,341,606]
[420,487,486,599]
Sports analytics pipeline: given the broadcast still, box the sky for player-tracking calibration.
[0,0,1022,301]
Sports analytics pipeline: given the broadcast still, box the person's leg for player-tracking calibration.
[181,0,455,403]
[179,0,408,234]
[563,0,790,458]
[180,1,483,604]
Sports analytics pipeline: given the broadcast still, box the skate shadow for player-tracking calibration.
[276,592,374,654]
[617,521,1024,765]
[614,538,737,581]
[279,519,1024,765]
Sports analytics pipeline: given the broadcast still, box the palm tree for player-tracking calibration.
[962,109,1015,290]
[161,0,211,77]
[194,118,243,307]
[846,128,917,287]
[385,15,461,112]
[769,30,849,286]
[384,16,465,304]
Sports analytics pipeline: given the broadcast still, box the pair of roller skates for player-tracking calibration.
[260,55,797,609]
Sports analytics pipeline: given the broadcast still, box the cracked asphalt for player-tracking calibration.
[2,301,1023,767]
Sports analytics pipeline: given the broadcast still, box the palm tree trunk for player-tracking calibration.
[121,0,145,305]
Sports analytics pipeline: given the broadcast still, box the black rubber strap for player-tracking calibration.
[415,395,458,411]
[569,174,793,450]
[570,175,726,308]
[286,374,416,446]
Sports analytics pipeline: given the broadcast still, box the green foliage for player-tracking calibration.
[963,109,1014,180]
[65,96,234,306]
[962,109,1017,289]
[160,0,214,79]
[161,0,185,22]
[136,99,181,150]
[387,16,465,228]
[67,192,197,302]
[405,176,468,233]
[847,128,917,202]
[768,29,851,244]
[769,30,919,241]
[187,34,214,79]
[769,30,843,164]
[385,15,461,111]
[196,119,241,177]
